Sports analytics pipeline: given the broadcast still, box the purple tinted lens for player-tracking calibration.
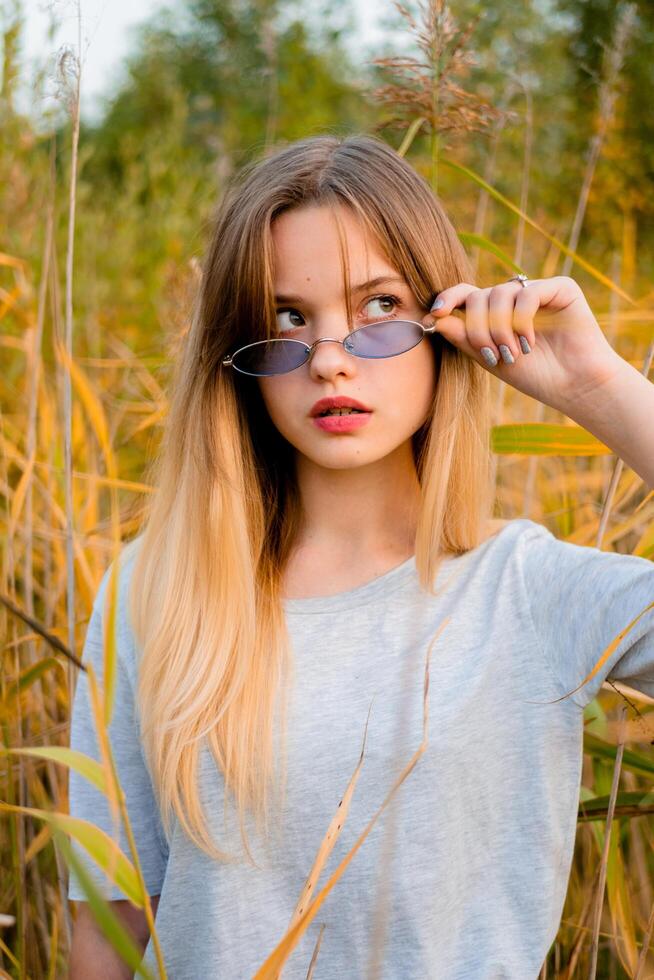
[232,339,309,376]
[345,320,423,357]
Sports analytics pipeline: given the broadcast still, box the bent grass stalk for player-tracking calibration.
[283,698,375,942]
[253,618,448,978]
[0,572,168,977]
[518,598,654,718]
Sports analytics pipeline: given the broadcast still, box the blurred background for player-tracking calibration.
[2,0,654,976]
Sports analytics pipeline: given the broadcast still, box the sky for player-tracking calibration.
[16,0,390,122]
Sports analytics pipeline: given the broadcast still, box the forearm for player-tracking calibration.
[68,898,158,980]
[69,918,133,980]
[558,352,654,492]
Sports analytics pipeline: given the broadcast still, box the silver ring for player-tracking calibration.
[508,274,529,287]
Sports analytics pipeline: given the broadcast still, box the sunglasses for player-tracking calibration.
[221,318,440,377]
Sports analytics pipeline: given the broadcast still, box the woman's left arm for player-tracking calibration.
[424,275,654,491]
[557,354,654,492]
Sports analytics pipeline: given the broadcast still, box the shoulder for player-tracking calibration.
[471,518,556,572]
[92,535,144,610]
[90,536,146,663]
[483,518,511,537]
[481,517,550,544]
[439,518,553,571]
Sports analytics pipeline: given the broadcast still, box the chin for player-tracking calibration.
[303,440,400,468]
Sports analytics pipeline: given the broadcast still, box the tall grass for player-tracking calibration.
[1,0,654,976]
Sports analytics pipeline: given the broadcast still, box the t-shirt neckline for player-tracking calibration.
[282,552,447,614]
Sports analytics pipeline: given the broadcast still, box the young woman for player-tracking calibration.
[68,133,654,979]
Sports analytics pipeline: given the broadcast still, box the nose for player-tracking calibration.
[306,331,358,382]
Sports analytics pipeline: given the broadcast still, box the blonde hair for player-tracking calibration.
[129,133,495,866]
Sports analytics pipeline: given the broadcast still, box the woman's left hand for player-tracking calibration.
[422,275,623,412]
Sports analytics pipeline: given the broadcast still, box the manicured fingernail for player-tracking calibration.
[519,335,531,354]
[481,347,498,367]
[430,297,445,311]
[498,344,514,364]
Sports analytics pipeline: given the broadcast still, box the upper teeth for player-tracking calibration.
[322,408,362,416]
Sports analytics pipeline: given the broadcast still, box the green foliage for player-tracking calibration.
[64,0,379,347]
[555,0,654,267]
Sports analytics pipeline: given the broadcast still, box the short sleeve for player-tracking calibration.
[67,551,169,901]
[519,520,654,709]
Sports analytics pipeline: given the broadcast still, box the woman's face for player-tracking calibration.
[257,204,438,472]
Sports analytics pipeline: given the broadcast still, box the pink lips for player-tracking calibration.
[309,394,373,434]
[310,396,372,417]
[312,412,372,433]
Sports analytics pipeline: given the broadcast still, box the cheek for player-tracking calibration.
[390,342,438,414]
[257,377,299,432]
[405,344,438,430]
[417,339,438,388]
[257,377,283,414]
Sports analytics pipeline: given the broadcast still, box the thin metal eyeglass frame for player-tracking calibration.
[221,318,439,377]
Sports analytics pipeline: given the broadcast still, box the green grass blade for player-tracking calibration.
[457,232,526,274]
[396,117,427,158]
[0,746,107,793]
[56,830,157,980]
[441,157,637,305]
[584,732,654,778]
[491,422,611,456]
[578,789,654,821]
[0,802,141,904]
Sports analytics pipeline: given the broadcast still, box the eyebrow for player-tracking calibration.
[274,276,408,305]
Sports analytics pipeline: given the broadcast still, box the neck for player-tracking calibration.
[291,441,421,562]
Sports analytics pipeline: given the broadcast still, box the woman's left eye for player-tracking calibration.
[366,295,401,318]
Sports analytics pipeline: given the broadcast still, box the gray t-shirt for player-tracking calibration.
[67,518,654,979]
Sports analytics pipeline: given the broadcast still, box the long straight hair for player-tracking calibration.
[128,133,495,865]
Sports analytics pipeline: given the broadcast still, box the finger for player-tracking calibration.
[426,282,478,318]
[423,307,472,353]
[488,283,524,363]
[463,288,501,365]
[520,275,581,312]
[513,285,541,351]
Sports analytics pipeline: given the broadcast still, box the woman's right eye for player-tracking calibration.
[276,309,305,332]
